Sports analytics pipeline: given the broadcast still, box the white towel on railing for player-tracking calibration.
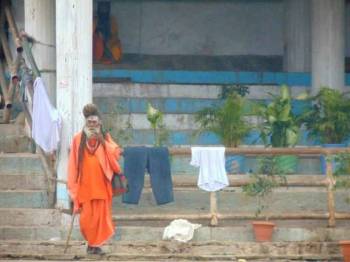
[190,147,228,192]
[32,77,61,153]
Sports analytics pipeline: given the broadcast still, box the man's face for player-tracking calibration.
[86,115,101,129]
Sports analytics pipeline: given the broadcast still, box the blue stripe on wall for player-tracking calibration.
[93,69,348,86]
[95,97,311,115]
[117,129,315,146]
[95,97,221,114]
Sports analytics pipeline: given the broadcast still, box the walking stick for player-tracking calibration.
[63,212,76,254]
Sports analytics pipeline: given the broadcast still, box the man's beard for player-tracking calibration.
[83,125,101,139]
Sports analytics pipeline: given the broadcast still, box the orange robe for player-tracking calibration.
[67,132,121,247]
[93,15,122,63]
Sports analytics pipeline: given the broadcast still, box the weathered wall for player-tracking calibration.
[108,0,350,57]
[110,0,284,56]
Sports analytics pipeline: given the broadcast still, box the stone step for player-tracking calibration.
[0,190,49,208]
[0,174,46,190]
[0,240,344,261]
[0,153,45,176]
[1,223,350,243]
[0,135,32,153]
[0,122,31,153]
[0,124,25,136]
[0,209,61,227]
[112,187,350,215]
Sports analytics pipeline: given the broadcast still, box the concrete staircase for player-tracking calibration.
[0,123,59,259]
[0,91,350,261]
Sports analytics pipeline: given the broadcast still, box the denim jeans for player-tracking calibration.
[122,147,174,205]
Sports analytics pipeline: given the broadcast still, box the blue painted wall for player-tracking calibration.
[94,70,315,85]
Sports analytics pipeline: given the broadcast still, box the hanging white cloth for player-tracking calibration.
[32,77,61,153]
[190,147,229,192]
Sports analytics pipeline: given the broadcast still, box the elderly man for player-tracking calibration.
[67,103,122,254]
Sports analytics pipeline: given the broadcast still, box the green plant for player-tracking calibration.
[146,103,169,146]
[103,104,133,145]
[255,85,302,147]
[301,87,350,144]
[194,92,253,147]
[220,84,250,99]
[328,153,350,206]
[243,157,287,219]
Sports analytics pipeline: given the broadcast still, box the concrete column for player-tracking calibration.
[24,0,56,105]
[311,0,345,94]
[283,0,311,72]
[56,0,92,209]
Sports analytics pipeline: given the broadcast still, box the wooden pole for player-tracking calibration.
[112,212,350,221]
[0,60,9,100]
[3,0,22,52]
[210,192,218,226]
[169,147,350,156]
[21,35,41,77]
[326,157,336,227]
[0,60,10,123]
[63,213,76,254]
[0,11,13,65]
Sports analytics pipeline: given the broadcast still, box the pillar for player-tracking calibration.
[56,0,93,209]
[24,0,56,104]
[311,0,345,94]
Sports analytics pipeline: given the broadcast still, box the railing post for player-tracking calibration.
[210,192,218,226]
[21,35,41,78]
[3,0,22,52]
[326,154,336,227]
[0,11,13,65]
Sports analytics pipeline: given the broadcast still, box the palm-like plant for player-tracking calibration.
[194,93,252,147]
[301,87,350,144]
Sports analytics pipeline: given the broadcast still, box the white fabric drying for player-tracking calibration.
[162,219,201,243]
[190,147,229,192]
[32,77,61,153]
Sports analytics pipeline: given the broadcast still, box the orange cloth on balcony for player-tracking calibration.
[93,16,122,63]
[67,132,121,246]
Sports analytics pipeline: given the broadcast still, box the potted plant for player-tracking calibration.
[302,87,350,144]
[331,153,350,262]
[243,157,287,241]
[255,85,303,173]
[194,86,254,173]
[300,87,350,173]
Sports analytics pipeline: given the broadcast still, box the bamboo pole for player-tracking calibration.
[3,0,22,52]
[0,60,10,123]
[0,11,13,65]
[326,158,336,227]
[169,147,350,156]
[0,60,9,100]
[21,34,40,78]
[112,212,350,221]
[54,175,331,189]
[210,192,218,226]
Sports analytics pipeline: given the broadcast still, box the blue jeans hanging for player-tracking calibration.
[122,147,174,205]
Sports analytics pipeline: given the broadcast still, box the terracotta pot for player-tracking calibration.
[339,241,350,262]
[252,221,275,242]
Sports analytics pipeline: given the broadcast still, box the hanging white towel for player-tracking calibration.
[190,147,229,192]
[32,77,61,153]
